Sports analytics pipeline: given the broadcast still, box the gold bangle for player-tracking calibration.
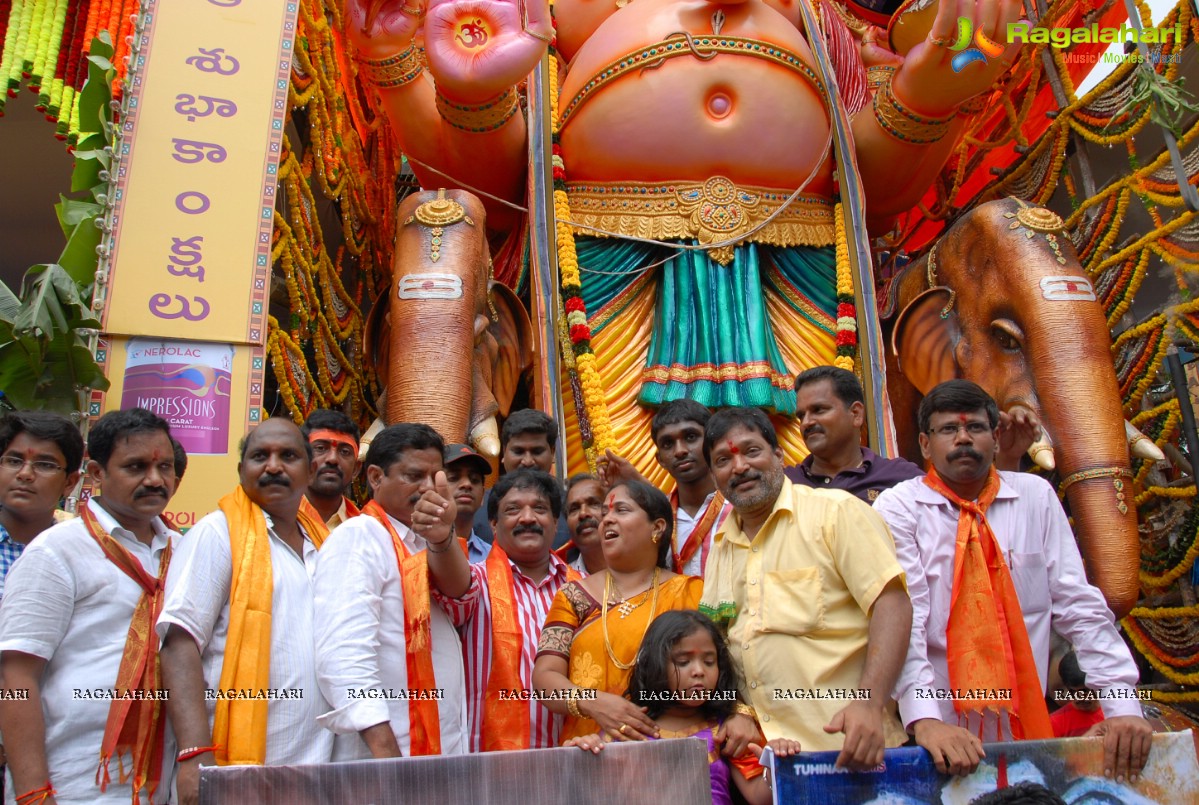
[872,75,954,145]
[567,689,584,718]
[733,701,757,719]
[357,45,424,89]
[435,86,519,133]
[400,3,424,17]
[866,65,897,93]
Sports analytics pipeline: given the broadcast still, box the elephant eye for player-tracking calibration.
[990,320,1024,352]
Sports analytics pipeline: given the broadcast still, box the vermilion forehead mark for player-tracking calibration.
[607,492,617,508]
[958,414,968,423]
[726,439,739,454]
[151,449,162,462]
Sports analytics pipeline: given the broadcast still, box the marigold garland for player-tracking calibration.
[548,33,615,466]
[832,201,856,372]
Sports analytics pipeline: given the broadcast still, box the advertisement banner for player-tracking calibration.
[101,0,294,344]
[767,730,1199,804]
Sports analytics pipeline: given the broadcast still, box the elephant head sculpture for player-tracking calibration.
[365,189,533,459]
[884,197,1159,618]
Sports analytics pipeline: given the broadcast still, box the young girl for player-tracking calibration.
[566,610,800,805]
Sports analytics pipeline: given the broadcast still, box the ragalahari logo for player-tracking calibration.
[948,17,1006,72]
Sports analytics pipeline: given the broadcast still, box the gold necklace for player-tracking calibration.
[602,567,661,671]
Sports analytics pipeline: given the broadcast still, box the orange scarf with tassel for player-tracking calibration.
[923,467,1053,739]
[361,500,451,755]
[82,503,172,803]
[480,546,580,751]
[212,486,327,765]
[669,490,727,574]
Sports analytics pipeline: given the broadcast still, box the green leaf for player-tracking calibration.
[77,35,115,139]
[57,216,103,286]
[0,281,21,321]
[56,197,102,232]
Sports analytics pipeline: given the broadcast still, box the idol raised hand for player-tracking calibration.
[891,0,1025,116]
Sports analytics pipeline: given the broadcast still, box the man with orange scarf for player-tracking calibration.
[876,381,1152,782]
[312,423,468,759]
[417,468,580,751]
[300,409,362,530]
[0,408,179,804]
[159,418,333,805]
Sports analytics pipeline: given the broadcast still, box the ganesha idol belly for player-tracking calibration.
[558,0,836,196]
[553,0,844,480]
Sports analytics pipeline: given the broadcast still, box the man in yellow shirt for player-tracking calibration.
[699,407,911,770]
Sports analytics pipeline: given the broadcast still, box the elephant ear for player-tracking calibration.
[487,281,533,416]
[362,289,390,387]
[891,286,960,394]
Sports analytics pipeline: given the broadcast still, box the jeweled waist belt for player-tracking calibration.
[565,177,835,265]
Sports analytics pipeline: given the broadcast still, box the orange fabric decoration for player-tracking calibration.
[297,496,355,544]
[360,500,444,755]
[81,504,172,803]
[480,546,580,751]
[669,490,727,573]
[922,467,1053,739]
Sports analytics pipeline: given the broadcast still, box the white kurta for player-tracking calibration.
[875,471,1143,738]
[0,499,176,804]
[312,513,468,758]
[156,508,334,766]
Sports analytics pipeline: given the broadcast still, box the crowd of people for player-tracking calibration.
[0,368,1155,804]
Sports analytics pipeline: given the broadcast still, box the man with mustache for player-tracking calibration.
[444,443,492,564]
[788,367,923,503]
[159,418,333,805]
[1,408,178,803]
[599,399,730,575]
[558,474,606,576]
[700,407,912,770]
[418,468,580,750]
[472,409,571,549]
[301,409,362,529]
[875,381,1151,782]
[312,423,467,759]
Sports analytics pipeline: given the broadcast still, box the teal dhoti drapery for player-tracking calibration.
[577,237,837,417]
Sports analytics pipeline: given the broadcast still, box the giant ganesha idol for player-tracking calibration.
[350,0,1020,449]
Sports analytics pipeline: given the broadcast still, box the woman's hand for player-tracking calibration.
[582,691,659,740]
[716,712,763,757]
[564,733,607,754]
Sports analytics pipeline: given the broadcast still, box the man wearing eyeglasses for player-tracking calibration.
[0,412,84,601]
[301,410,362,530]
[875,380,1151,784]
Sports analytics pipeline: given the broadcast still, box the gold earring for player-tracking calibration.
[652,531,662,544]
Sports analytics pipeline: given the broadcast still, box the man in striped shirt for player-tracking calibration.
[419,468,578,751]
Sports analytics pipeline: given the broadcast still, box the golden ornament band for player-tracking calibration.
[957,94,989,117]
[356,45,424,89]
[872,74,954,145]
[1059,466,1134,493]
[435,86,520,133]
[866,65,897,93]
[400,3,424,17]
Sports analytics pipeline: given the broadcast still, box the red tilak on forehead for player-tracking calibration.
[607,491,617,508]
[151,449,162,462]
[958,414,969,423]
[23,449,36,460]
[726,439,739,454]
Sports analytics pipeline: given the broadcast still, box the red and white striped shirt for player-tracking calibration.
[432,554,572,751]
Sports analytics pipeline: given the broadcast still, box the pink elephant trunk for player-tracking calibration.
[386,190,488,445]
[1028,315,1139,619]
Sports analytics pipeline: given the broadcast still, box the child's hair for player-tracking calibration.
[1058,649,1086,689]
[625,610,740,720]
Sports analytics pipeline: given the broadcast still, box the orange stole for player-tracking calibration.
[361,501,448,755]
[81,504,172,804]
[923,467,1053,739]
[670,490,726,573]
[480,547,580,751]
[299,495,360,532]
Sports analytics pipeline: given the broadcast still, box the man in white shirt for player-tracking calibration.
[159,418,333,805]
[313,423,467,759]
[875,380,1152,783]
[0,408,179,804]
[419,468,579,751]
[559,474,605,576]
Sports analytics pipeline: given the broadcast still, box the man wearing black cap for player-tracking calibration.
[444,444,492,564]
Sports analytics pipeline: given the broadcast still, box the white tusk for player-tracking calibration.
[471,417,500,460]
[358,416,386,462]
[1027,431,1055,471]
[1126,420,1165,462]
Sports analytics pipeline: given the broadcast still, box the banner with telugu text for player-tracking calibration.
[101,0,292,344]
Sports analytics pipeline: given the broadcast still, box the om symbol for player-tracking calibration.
[455,19,489,48]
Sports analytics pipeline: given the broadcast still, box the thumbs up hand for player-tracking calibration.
[413,470,458,542]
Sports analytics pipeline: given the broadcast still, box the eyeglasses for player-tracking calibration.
[928,422,993,439]
[0,455,67,475]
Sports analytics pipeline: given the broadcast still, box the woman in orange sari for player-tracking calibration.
[534,480,703,743]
